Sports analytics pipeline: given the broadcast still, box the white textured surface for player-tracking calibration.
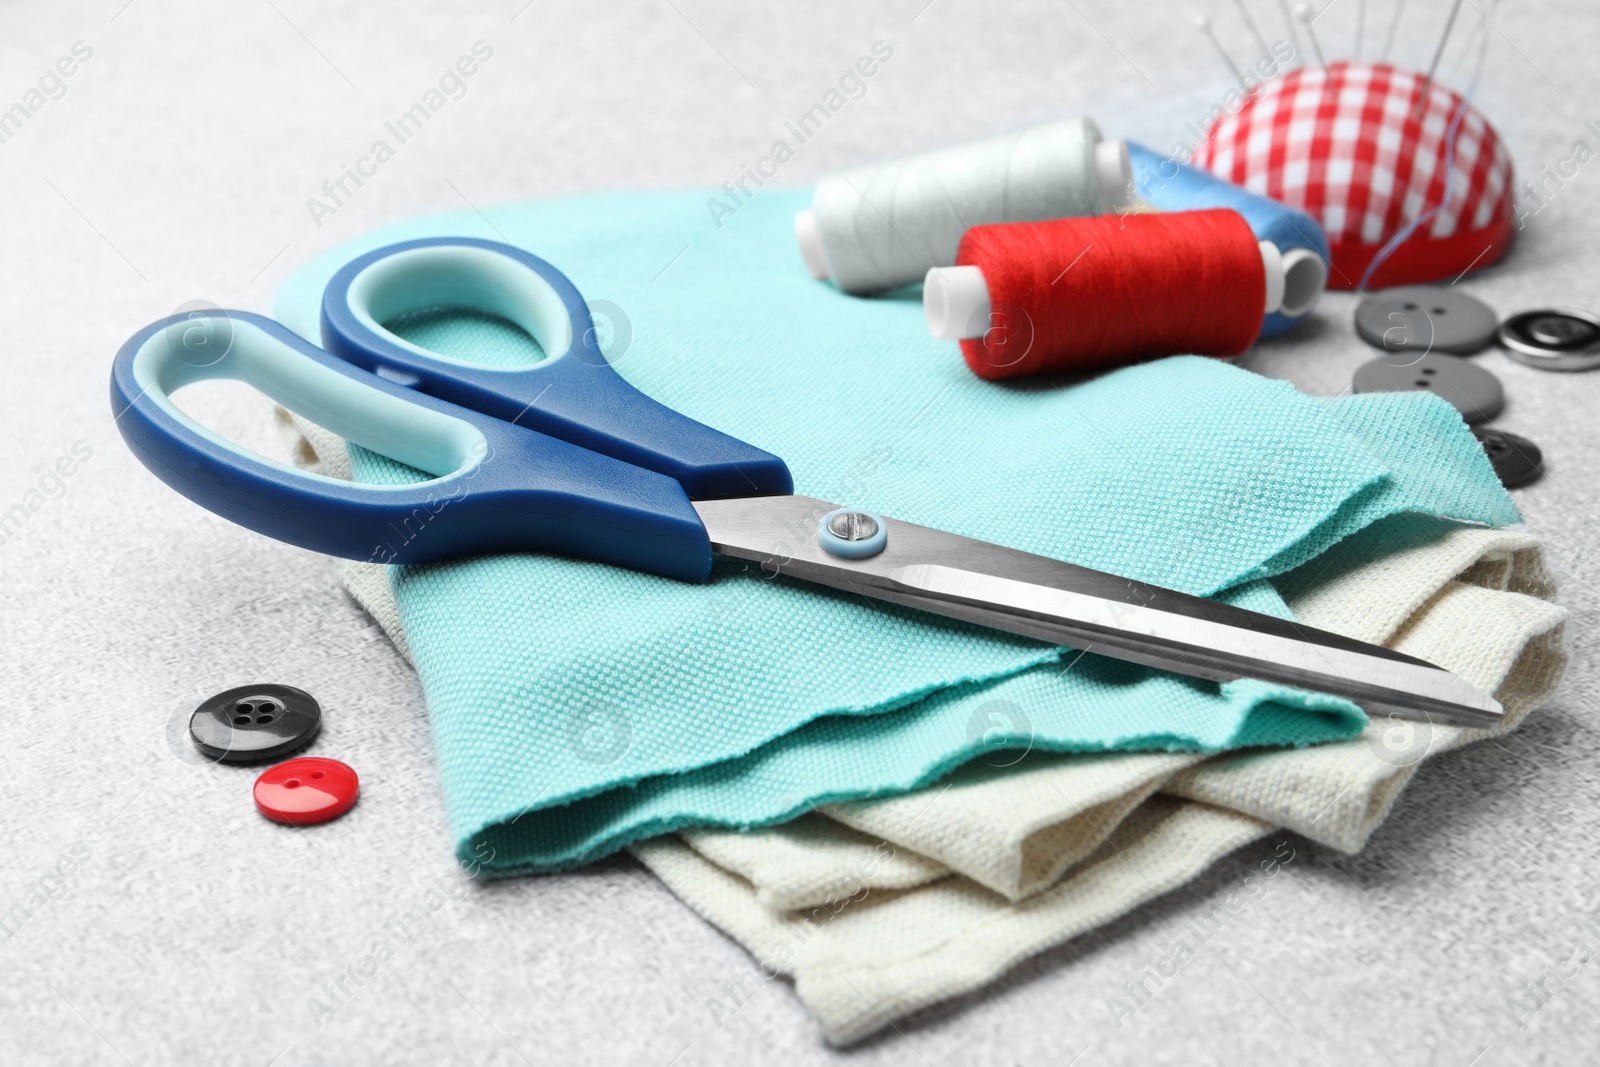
[2,0,1599,1063]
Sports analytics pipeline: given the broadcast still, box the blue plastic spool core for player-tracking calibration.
[818,508,888,559]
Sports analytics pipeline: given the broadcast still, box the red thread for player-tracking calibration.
[956,209,1266,381]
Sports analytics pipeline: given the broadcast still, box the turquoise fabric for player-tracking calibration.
[275,188,1520,874]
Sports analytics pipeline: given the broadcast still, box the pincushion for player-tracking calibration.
[1196,61,1515,290]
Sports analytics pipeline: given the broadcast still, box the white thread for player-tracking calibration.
[800,118,1114,294]
[794,210,829,281]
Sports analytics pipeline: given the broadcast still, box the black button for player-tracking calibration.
[1528,314,1596,347]
[1355,286,1500,355]
[1472,427,1544,489]
[1351,352,1505,423]
[189,684,321,764]
[1498,308,1600,371]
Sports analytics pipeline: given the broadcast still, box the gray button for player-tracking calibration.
[1355,286,1500,355]
[1498,308,1600,372]
[1529,315,1595,346]
[1472,426,1543,489]
[1352,352,1505,423]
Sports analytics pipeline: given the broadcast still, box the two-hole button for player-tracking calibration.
[253,757,360,825]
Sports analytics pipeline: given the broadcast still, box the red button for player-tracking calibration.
[254,757,359,825]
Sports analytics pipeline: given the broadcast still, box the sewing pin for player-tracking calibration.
[1380,0,1406,62]
[1196,15,1246,82]
[1415,0,1464,115]
[1275,0,1301,63]
[1232,0,1274,62]
[1296,3,1327,67]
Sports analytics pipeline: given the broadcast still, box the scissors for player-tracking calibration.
[109,236,1501,729]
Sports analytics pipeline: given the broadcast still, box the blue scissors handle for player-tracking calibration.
[320,237,792,500]
[109,311,717,581]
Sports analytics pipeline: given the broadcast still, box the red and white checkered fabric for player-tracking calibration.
[1194,62,1515,289]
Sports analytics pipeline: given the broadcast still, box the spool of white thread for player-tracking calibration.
[923,242,1328,341]
[795,118,1135,294]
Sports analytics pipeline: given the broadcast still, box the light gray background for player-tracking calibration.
[2,1,1597,1063]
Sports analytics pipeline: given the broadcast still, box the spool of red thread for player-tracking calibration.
[923,209,1325,380]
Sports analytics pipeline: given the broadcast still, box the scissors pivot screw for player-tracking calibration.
[818,508,888,560]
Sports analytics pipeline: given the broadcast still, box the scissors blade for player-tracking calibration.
[693,496,1502,730]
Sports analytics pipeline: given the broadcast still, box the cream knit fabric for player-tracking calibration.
[635,797,1278,1045]
[634,561,1566,1044]
[281,412,1568,1044]
[826,751,1191,902]
[680,752,1193,909]
[680,814,950,912]
[1164,517,1564,854]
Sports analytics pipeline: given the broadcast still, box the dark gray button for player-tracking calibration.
[1352,352,1505,423]
[1472,427,1543,489]
[189,684,321,764]
[1528,315,1595,346]
[1498,308,1600,372]
[1355,286,1500,355]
